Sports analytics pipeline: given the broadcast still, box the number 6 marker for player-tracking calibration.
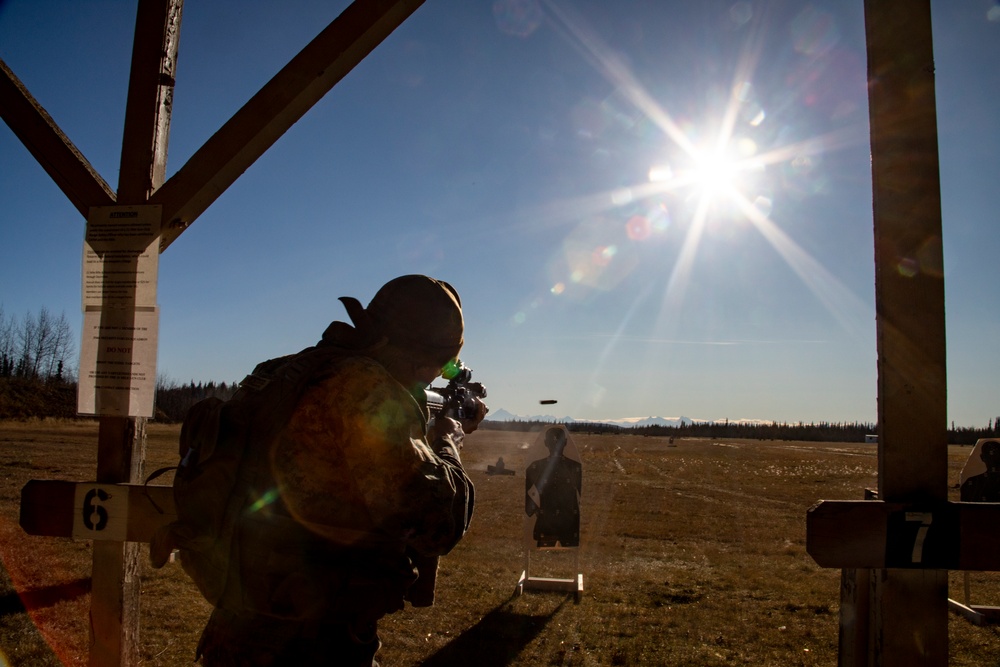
[72,484,129,541]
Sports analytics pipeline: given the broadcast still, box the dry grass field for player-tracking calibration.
[3,420,1000,665]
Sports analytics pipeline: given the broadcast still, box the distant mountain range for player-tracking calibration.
[484,408,706,428]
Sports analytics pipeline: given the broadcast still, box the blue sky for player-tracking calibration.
[1,1,998,426]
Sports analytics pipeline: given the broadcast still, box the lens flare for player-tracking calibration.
[591,245,616,266]
[753,195,773,217]
[441,358,463,380]
[530,0,872,397]
[611,188,634,205]
[249,488,280,514]
[648,165,673,182]
[626,215,651,240]
[492,0,544,38]
[791,6,840,56]
[729,1,753,26]
[897,258,919,278]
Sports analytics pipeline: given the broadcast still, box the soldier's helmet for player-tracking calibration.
[366,275,464,367]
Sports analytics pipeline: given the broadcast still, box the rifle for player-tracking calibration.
[425,359,486,421]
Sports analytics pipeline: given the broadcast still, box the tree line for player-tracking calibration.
[3,307,999,442]
[5,370,1000,444]
[0,305,74,381]
[0,306,77,419]
[482,417,1000,444]
[153,377,238,422]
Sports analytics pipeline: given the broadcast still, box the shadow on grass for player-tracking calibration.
[0,577,90,617]
[420,595,567,666]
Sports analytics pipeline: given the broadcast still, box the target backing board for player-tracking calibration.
[523,425,583,550]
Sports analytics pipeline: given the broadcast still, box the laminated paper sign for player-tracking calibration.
[77,307,159,418]
[79,205,161,417]
[83,205,161,309]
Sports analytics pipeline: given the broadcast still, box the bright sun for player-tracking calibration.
[691,151,740,198]
[535,1,874,356]
[649,141,754,210]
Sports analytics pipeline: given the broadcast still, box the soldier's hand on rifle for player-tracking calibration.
[429,416,461,445]
[429,397,488,444]
[457,397,489,434]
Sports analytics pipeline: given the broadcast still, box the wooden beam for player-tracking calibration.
[150,0,425,251]
[20,480,176,543]
[868,1,947,505]
[865,0,948,663]
[0,58,115,216]
[807,500,1000,571]
[118,0,184,202]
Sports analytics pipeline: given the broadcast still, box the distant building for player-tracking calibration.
[865,434,878,443]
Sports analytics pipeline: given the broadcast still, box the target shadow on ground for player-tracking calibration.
[420,596,568,667]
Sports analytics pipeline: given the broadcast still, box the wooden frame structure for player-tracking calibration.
[0,0,978,665]
[2,1,424,664]
[515,547,584,603]
[948,572,1000,626]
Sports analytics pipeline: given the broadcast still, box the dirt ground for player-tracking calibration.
[2,420,1000,665]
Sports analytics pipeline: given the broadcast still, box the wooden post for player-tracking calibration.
[838,489,875,667]
[865,0,947,663]
[90,419,147,667]
[89,2,182,665]
[839,568,872,666]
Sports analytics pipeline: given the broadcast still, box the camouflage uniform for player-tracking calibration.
[197,355,474,666]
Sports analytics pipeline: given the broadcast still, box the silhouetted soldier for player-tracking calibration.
[195,275,487,667]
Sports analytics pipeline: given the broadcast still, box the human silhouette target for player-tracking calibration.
[524,425,582,549]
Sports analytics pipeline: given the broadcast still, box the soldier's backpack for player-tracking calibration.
[147,345,413,620]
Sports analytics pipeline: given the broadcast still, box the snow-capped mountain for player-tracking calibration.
[484,410,698,427]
